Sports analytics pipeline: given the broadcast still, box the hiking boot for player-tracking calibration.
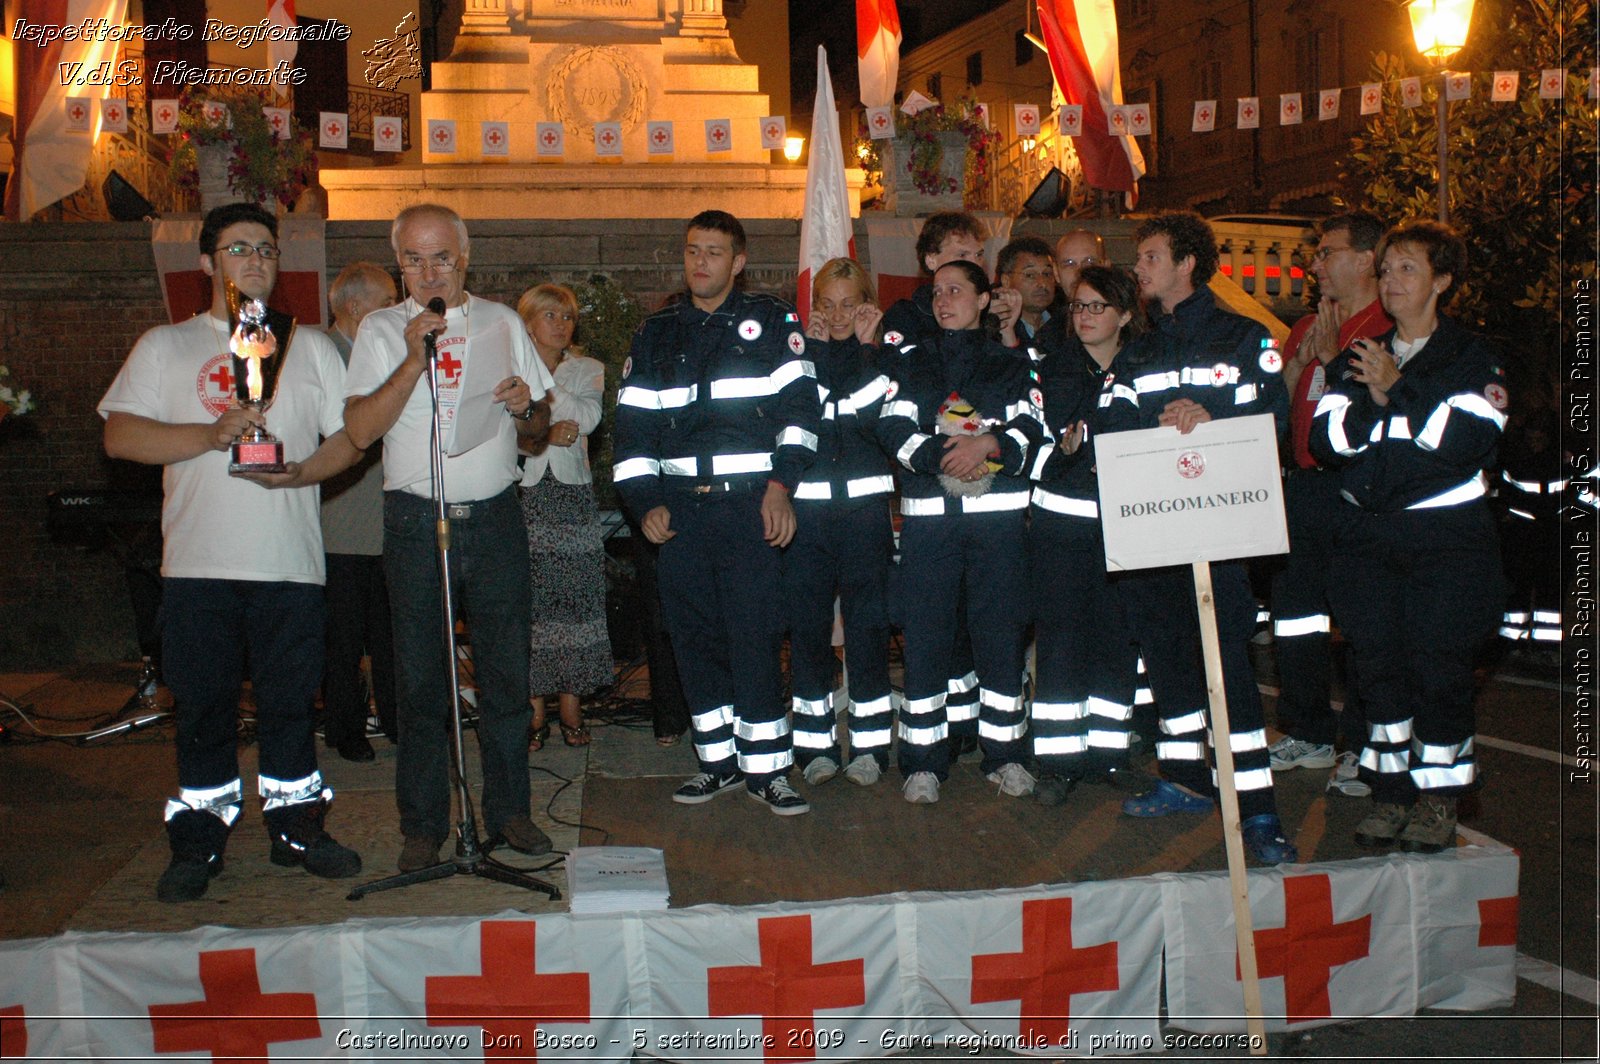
[1326,751,1372,797]
[986,762,1037,797]
[749,776,810,816]
[1034,773,1078,807]
[802,757,839,786]
[1268,736,1336,771]
[902,771,940,804]
[268,803,362,879]
[843,754,882,787]
[398,834,445,872]
[1398,795,1458,853]
[1353,801,1412,848]
[157,853,223,903]
[672,771,744,804]
[1241,814,1299,864]
[493,815,552,856]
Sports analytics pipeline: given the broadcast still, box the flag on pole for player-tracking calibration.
[266,0,298,71]
[857,0,902,110]
[1035,0,1144,197]
[797,47,856,327]
[4,0,131,221]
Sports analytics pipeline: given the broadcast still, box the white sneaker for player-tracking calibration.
[902,771,940,804]
[802,757,839,786]
[1268,735,1336,770]
[843,754,881,787]
[986,762,1037,797]
[1326,750,1372,796]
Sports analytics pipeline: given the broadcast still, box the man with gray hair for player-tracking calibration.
[320,262,399,762]
[345,204,557,872]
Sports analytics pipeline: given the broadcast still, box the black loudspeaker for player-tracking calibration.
[1021,166,1068,218]
[103,170,158,221]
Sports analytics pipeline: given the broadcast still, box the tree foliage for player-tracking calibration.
[1342,0,1596,409]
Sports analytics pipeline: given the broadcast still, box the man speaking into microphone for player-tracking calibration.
[344,204,556,873]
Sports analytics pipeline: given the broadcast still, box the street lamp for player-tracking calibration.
[1406,0,1476,222]
[784,136,804,163]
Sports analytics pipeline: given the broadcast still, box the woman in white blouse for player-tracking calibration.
[516,284,614,748]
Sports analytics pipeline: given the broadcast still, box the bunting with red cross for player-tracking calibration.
[1410,847,1521,1011]
[919,878,1163,1052]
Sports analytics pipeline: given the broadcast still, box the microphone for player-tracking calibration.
[425,296,447,341]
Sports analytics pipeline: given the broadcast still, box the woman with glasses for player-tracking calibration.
[1028,266,1148,806]
[1310,220,1507,852]
[515,284,612,749]
[783,258,895,788]
[877,259,1048,804]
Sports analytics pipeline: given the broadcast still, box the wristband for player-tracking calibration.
[510,404,536,422]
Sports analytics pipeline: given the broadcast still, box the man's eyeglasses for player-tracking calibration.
[1311,245,1353,263]
[1068,300,1111,315]
[401,256,461,274]
[218,242,280,261]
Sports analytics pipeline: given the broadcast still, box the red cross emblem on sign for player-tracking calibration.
[872,113,887,128]
[148,948,321,1061]
[210,364,235,395]
[380,125,396,142]
[1242,105,1256,119]
[1405,84,1420,102]
[1499,78,1514,93]
[712,125,727,142]
[1235,874,1372,1023]
[206,105,224,123]
[1132,110,1147,128]
[1477,895,1519,948]
[1546,75,1560,91]
[436,350,462,381]
[1,1004,26,1059]
[601,129,616,146]
[108,105,122,121]
[326,121,341,137]
[1366,90,1379,106]
[766,123,780,140]
[1285,100,1298,115]
[1199,108,1212,122]
[488,129,502,145]
[158,106,174,123]
[543,129,558,146]
[69,105,85,121]
[270,112,284,130]
[653,128,668,144]
[434,127,450,143]
[707,914,866,1061]
[1323,96,1336,111]
[425,921,591,1057]
[971,897,1119,1045]
[1022,110,1036,125]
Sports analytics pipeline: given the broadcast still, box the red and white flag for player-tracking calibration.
[100,98,128,134]
[1279,93,1302,125]
[266,0,298,70]
[1318,89,1340,120]
[1445,72,1471,101]
[704,118,732,153]
[319,112,348,149]
[151,99,180,134]
[63,98,92,133]
[1058,104,1084,137]
[1237,96,1260,129]
[263,107,291,141]
[1014,103,1042,135]
[857,0,902,110]
[760,116,787,151]
[1539,69,1566,99]
[796,47,857,327]
[1400,77,1423,108]
[1491,71,1519,102]
[1191,100,1216,132]
[865,105,895,140]
[373,115,403,152]
[1035,0,1144,197]
[536,122,565,157]
[1360,82,1383,115]
[4,0,131,221]
[595,121,623,157]
[481,120,509,156]
[647,120,675,155]
[427,119,457,154]
[1126,102,1150,135]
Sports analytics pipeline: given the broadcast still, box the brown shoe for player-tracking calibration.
[492,815,552,856]
[1398,795,1458,853]
[398,834,444,872]
[1353,801,1411,848]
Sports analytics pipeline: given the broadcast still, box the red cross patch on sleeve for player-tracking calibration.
[788,332,806,355]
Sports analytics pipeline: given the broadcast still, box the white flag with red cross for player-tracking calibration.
[1491,71,1519,101]
[372,115,403,153]
[1540,69,1566,98]
[100,98,128,133]
[536,121,565,157]
[705,118,733,153]
[647,121,675,155]
[1445,72,1472,101]
[865,104,895,140]
[1014,103,1042,136]
[1125,102,1151,136]
[1192,100,1216,132]
[1411,845,1521,1011]
[1318,89,1341,120]
[481,121,510,156]
[1360,82,1383,114]
[1058,103,1084,137]
[263,107,291,141]
[1400,77,1423,108]
[318,112,348,149]
[151,99,180,134]
[64,98,92,133]
[594,121,623,157]
[1279,93,1302,125]
[1236,97,1260,129]
[760,115,787,150]
[426,119,457,154]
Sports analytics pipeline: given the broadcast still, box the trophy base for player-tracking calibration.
[230,439,286,475]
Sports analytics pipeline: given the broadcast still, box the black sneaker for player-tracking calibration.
[1035,773,1079,807]
[157,853,223,903]
[748,776,810,816]
[672,771,744,805]
[269,804,362,879]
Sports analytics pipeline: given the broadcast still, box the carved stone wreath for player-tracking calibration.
[547,46,648,142]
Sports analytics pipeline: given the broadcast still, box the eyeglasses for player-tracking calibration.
[1068,300,1111,315]
[1311,245,1354,263]
[1057,257,1099,269]
[218,242,280,261]
[400,255,461,274]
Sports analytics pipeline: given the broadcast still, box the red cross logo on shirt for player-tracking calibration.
[69,104,85,121]
[1498,77,1514,93]
[711,125,727,142]
[325,120,342,138]
[1235,874,1372,1023]
[1211,363,1230,385]
[1,1004,27,1059]
[1477,895,1519,948]
[487,128,503,145]
[971,897,1119,1045]
[148,948,321,1062]
[871,112,889,130]
[653,127,669,145]
[209,364,235,395]
[434,126,451,144]
[1199,107,1212,122]
[542,128,559,147]
[436,349,462,381]
[158,105,174,123]
[425,921,591,1057]
[707,914,866,1062]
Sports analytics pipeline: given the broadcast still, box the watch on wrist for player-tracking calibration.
[511,403,536,422]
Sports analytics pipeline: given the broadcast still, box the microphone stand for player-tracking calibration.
[350,302,559,901]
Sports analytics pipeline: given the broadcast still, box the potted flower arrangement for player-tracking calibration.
[167,87,317,212]
[861,97,1000,215]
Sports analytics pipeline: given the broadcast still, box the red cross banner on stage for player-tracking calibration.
[760,116,788,151]
[647,121,676,155]
[151,217,328,327]
[374,115,404,153]
[425,921,592,1057]
[595,121,624,158]
[319,111,349,150]
[1493,71,1521,101]
[428,119,458,155]
[537,121,566,157]
[923,879,1163,1054]
[151,99,180,134]
[705,118,733,153]
[1540,68,1566,98]
[1318,89,1341,120]
[482,121,511,157]
[99,98,128,134]
[1236,97,1260,129]
[1410,845,1521,1010]
[1191,100,1216,132]
[147,947,322,1062]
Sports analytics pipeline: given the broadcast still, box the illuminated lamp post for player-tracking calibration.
[1406,0,1476,222]
[784,136,805,163]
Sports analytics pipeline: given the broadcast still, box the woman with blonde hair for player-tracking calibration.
[516,284,612,748]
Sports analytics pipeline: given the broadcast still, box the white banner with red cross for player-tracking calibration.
[0,847,1517,1061]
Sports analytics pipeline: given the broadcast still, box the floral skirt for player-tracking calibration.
[520,476,615,697]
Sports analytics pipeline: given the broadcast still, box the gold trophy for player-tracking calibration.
[224,279,293,475]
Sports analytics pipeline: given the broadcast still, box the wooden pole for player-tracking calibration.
[1192,559,1269,1054]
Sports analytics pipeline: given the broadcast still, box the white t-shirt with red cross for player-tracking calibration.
[344,294,552,502]
[97,311,347,585]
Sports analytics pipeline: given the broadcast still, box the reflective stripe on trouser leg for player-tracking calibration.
[1360,717,1415,799]
[978,687,1028,767]
[781,501,846,767]
[959,509,1030,774]
[1411,735,1476,792]
[848,694,894,763]
[1210,560,1280,820]
[259,771,329,812]
[1121,566,1212,797]
[895,515,962,779]
[790,692,838,757]
[164,779,244,828]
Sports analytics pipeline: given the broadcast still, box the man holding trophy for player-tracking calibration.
[100,202,365,903]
